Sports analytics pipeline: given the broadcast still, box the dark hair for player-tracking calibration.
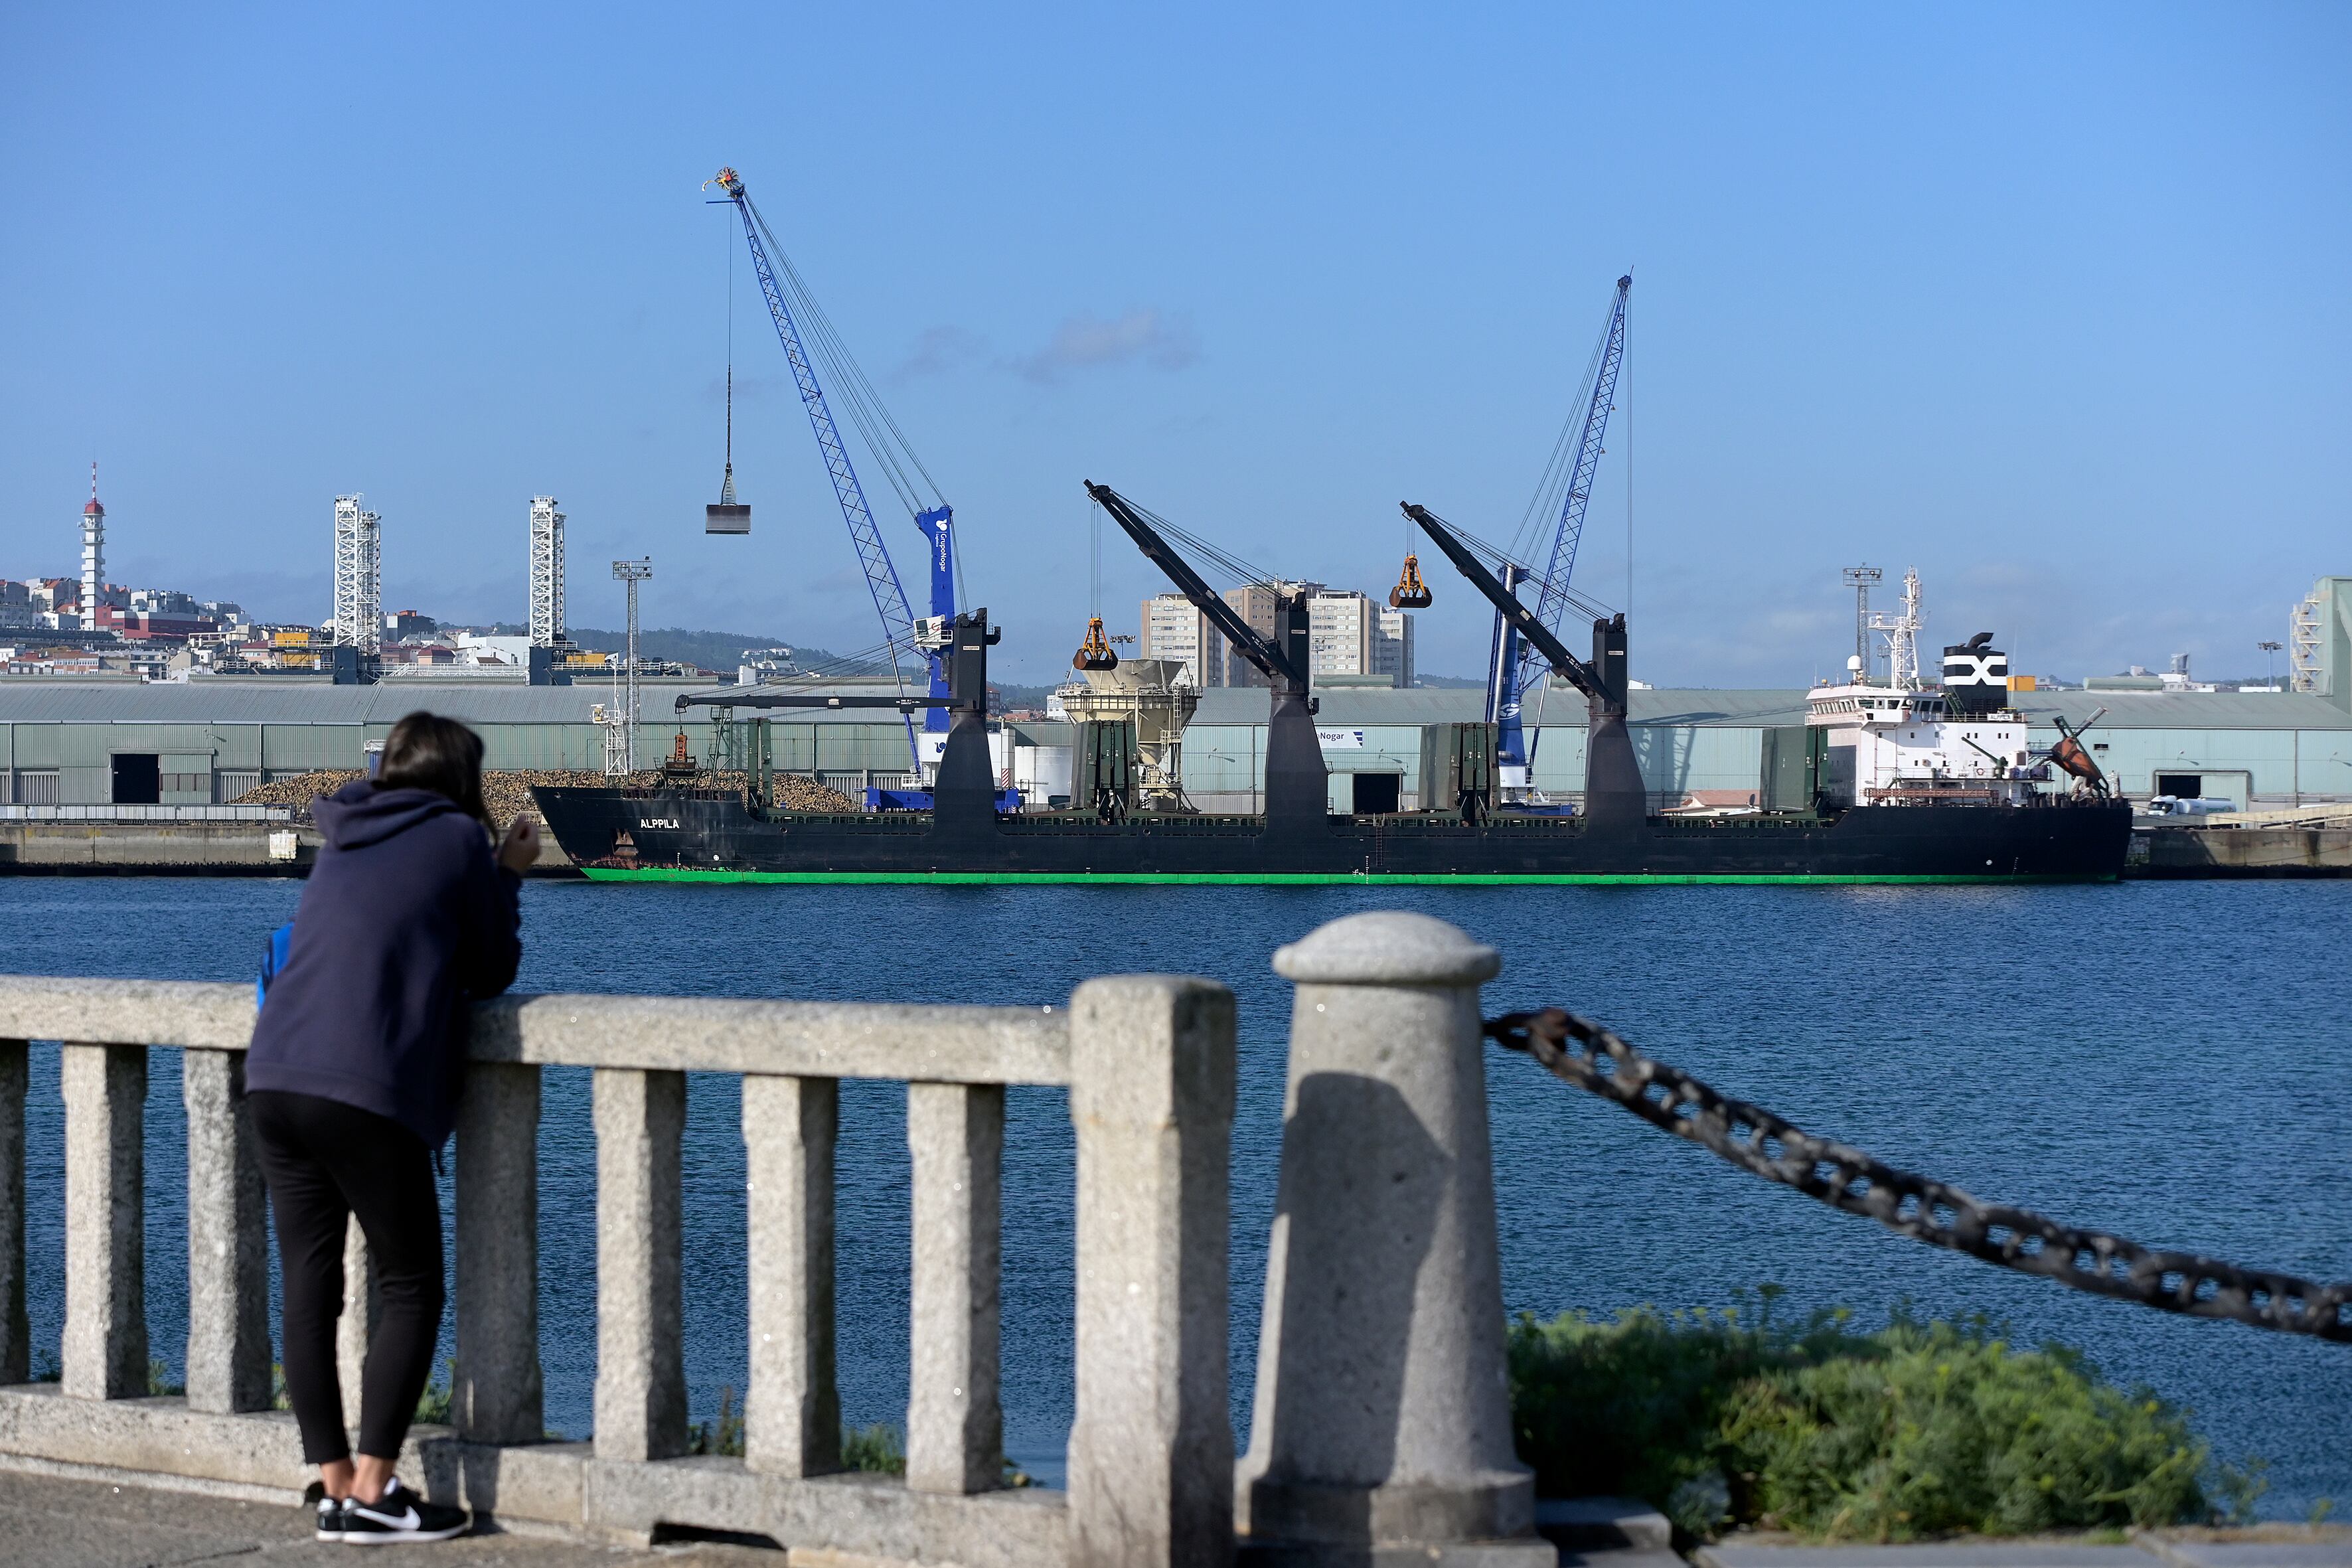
[376,712,487,822]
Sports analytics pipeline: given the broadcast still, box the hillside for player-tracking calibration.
[568,627,886,675]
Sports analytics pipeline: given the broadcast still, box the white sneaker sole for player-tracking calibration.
[342,1522,469,1545]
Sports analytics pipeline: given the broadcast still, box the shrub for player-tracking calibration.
[687,1399,909,1478]
[839,1421,905,1476]
[413,1359,455,1427]
[1508,1294,2229,1542]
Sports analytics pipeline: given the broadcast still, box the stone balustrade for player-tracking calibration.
[0,913,1549,1567]
[0,975,1239,1566]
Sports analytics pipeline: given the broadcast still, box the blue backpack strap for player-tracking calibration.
[257,921,295,1007]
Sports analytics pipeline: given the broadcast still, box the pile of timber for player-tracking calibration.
[232,769,860,825]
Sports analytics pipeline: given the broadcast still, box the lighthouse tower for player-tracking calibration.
[80,465,106,631]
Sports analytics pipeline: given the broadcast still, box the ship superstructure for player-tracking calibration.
[1806,570,2053,808]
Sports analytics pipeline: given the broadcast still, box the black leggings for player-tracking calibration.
[249,1090,445,1464]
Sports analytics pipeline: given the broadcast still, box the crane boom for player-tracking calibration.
[1494,274,1631,787]
[1087,481,1328,828]
[1521,274,1631,692]
[710,167,928,768]
[1085,482,1306,692]
[1403,505,1608,703]
[1407,499,1646,824]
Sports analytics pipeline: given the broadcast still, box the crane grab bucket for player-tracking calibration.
[1390,552,1433,609]
[1073,615,1119,672]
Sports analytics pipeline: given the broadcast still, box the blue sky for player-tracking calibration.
[3,3,2345,685]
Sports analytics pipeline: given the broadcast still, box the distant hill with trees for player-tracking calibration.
[568,627,885,676]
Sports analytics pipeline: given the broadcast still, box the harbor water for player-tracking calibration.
[4,878,2346,1516]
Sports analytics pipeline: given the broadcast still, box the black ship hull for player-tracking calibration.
[533,786,2133,885]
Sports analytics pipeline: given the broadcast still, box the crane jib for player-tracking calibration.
[1522,277,1630,674]
[723,181,926,769]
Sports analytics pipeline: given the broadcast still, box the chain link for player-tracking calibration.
[1484,1006,2351,1343]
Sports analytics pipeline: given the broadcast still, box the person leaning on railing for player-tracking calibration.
[243,711,539,1545]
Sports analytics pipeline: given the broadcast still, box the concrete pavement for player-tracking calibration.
[0,1468,781,1567]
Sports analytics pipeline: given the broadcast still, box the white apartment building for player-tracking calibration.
[1219,580,1324,688]
[1306,589,1415,688]
[1375,603,1414,687]
[1138,593,1227,688]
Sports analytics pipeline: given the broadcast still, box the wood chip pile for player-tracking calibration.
[232,769,860,825]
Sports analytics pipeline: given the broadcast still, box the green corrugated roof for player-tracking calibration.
[3,676,2345,730]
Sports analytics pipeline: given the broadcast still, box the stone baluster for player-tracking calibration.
[0,1038,26,1385]
[1065,977,1238,1568]
[593,1067,686,1462]
[181,1050,271,1412]
[454,1061,543,1443]
[62,1043,147,1400]
[742,1074,839,1476]
[905,1081,1003,1494]
[1235,911,1548,1566]
[339,1216,378,1434]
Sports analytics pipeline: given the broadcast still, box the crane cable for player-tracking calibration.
[740,194,982,620]
[745,202,943,518]
[1507,297,1616,567]
[722,215,736,500]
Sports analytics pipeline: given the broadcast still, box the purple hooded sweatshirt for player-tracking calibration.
[245,780,522,1148]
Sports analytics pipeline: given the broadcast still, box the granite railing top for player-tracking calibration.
[0,975,1071,1085]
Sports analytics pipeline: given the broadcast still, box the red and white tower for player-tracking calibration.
[80,463,106,631]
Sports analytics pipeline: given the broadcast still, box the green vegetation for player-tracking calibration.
[688,1388,747,1458]
[413,1360,455,1427]
[685,1396,915,1479]
[838,1421,905,1476]
[1508,1293,2256,1542]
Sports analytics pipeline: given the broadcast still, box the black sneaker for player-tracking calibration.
[310,1485,346,1542]
[339,1476,469,1545]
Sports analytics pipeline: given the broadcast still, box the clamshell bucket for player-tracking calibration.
[1073,615,1120,671]
[1389,552,1433,609]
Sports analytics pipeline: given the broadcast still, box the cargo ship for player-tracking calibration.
[529,488,2130,884]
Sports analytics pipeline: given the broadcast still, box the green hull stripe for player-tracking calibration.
[579,867,2114,887]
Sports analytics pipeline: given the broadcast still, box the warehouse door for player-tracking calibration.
[111,753,161,805]
[1351,772,1401,815]
[2154,772,2201,799]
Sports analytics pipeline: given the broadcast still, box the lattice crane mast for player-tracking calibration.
[706,167,957,773]
[1491,274,1630,795]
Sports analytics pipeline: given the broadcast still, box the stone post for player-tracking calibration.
[905,1080,1003,1494]
[593,1067,686,1462]
[743,1073,840,1476]
[1235,911,1546,1565]
[455,1061,543,1443]
[182,1050,271,1412]
[339,1215,378,1435]
[0,1039,26,1385]
[1065,977,1237,1568]
[62,1043,147,1401]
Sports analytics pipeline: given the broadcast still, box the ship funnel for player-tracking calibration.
[1942,635,2009,714]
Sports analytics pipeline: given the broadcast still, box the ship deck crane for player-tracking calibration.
[1492,274,1631,796]
[706,167,957,773]
[1086,482,1330,828]
[1405,502,1647,824]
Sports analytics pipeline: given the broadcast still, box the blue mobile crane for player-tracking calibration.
[705,167,955,774]
[1489,274,1630,799]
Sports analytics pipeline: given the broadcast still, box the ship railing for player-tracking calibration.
[0,974,1237,1563]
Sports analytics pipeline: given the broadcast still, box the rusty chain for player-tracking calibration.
[1484,1006,2351,1343]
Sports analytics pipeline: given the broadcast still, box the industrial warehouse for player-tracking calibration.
[5,581,2347,821]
